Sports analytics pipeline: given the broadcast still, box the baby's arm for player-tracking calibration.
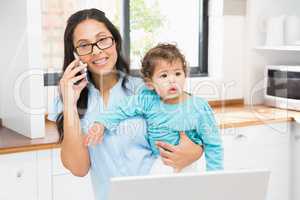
[84,122,105,146]
[197,101,224,171]
[90,89,150,140]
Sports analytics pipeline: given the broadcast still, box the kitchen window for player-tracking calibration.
[123,0,209,77]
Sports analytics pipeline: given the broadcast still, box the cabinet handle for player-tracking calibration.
[235,134,247,140]
[16,169,24,178]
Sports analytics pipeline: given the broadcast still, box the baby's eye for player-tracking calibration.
[160,74,168,78]
[175,72,182,76]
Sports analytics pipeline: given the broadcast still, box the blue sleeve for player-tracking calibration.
[196,100,224,171]
[94,88,151,132]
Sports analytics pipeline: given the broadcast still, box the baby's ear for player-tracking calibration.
[144,79,155,90]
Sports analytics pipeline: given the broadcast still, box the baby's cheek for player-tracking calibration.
[154,87,163,97]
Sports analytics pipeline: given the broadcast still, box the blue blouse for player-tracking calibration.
[47,76,155,200]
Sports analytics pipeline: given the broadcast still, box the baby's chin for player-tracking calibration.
[162,93,183,102]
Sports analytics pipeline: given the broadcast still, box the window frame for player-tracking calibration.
[122,0,209,77]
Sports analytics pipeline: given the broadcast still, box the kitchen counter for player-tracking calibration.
[0,120,60,154]
[214,104,300,128]
[1,104,300,154]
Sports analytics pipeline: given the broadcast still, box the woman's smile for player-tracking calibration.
[92,57,109,67]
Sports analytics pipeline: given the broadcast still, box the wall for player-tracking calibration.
[0,0,45,138]
[187,0,246,101]
[0,1,27,119]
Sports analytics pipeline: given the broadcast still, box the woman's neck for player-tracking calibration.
[92,72,119,94]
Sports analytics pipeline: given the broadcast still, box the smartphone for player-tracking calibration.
[73,52,88,81]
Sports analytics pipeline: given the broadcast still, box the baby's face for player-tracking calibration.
[150,59,186,103]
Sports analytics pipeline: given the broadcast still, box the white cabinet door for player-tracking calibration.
[51,149,95,200]
[0,152,38,200]
[36,150,52,200]
[291,122,300,200]
[222,122,291,200]
[53,173,95,200]
[222,127,251,170]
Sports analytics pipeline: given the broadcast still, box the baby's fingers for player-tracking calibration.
[85,131,103,146]
[84,131,96,146]
[92,132,104,145]
[83,134,90,146]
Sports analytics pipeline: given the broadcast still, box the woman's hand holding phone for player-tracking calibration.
[59,54,88,109]
[73,52,88,80]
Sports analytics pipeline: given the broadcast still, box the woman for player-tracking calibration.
[48,8,203,200]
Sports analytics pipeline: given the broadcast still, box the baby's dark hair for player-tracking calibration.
[140,43,188,80]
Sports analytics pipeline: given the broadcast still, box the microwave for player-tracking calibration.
[264,65,300,111]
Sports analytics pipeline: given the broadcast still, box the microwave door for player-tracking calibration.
[287,71,300,100]
[267,69,300,100]
[267,69,288,98]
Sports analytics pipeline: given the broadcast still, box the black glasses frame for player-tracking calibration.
[75,36,114,56]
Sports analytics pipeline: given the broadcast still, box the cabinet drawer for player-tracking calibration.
[0,152,38,200]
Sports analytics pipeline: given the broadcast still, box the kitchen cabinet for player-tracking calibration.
[0,149,94,200]
[291,122,300,200]
[222,122,291,200]
[0,0,45,139]
[51,149,95,200]
[53,174,95,200]
[0,121,298,200]
[36,150,52,200]
[0,152,38,200]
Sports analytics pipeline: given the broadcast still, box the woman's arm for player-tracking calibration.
[156,131,203,172]
[60,106,91,177]
[59,58,91,177]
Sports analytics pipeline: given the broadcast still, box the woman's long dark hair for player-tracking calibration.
[56,8,130,143]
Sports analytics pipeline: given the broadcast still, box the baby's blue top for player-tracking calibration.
[94,86,224,171]
[47,75,155,200]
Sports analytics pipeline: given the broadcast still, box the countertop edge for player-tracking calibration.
[0,143,61,155]
[1,117,295,155]
[0,103,298,155]
[219,117,295,129]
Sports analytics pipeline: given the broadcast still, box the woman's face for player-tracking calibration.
[73,19,118,76]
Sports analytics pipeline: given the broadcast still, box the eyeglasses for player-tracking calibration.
[75,36,114,56]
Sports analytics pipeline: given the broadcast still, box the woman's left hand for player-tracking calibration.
[156,131,203,172]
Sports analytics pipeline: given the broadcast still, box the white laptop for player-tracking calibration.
[108,169,270,200]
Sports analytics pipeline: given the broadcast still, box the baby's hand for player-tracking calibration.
[84,122,105,146]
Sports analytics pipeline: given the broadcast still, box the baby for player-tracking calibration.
[86,43,223,173]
